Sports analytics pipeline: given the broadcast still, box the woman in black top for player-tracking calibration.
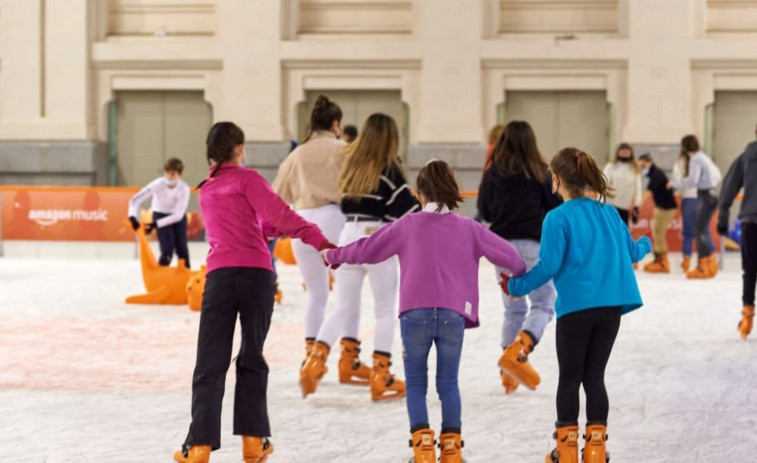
[300,113,419,401]
[478,120,561,394]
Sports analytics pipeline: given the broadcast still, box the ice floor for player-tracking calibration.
[1,248,755,462]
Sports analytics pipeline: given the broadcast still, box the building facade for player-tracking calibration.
[1,0,756,205]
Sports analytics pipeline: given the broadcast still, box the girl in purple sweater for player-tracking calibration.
[174,122,334,463]
[322,160,526,463]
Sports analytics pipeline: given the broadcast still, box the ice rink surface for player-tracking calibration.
[1,248,755,462]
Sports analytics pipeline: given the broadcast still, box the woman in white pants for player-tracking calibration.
[273,95,346,364]
[299,113,420,401]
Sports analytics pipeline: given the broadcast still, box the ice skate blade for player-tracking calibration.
[339,377,370,385]
[371,391,406,401]
[500,365,538,391]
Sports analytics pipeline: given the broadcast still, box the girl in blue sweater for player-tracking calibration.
[504,147,651,463]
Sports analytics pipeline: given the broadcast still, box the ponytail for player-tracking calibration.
[550,148,614,202]
[305,95,343,142]
[198,121,245,188]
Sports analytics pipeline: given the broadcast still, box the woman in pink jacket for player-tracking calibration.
[174,122,334,463]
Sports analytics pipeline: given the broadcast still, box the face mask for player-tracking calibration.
[642,168,650,177]
[618,157,632,163]
[239,149,248,167]
[164,178,178,187]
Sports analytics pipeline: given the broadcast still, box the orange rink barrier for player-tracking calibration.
[0,185,204,242]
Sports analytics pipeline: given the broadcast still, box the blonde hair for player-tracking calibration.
[339,113,400,198]
[488,124,506,145]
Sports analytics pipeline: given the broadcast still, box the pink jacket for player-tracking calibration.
[200,164,328,274]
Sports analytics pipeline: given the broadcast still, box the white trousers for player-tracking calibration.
[291,204,345,340]
[316,220,399,353]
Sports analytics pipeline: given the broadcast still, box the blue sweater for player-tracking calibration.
[508,198,652,318]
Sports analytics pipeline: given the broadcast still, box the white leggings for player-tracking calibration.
[316,220,399,353]
[291,204,345,340]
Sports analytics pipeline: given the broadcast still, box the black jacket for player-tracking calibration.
[477,168,562,242]
[646,164,677,210]
[341,165,420,221]
[719,141,757,227]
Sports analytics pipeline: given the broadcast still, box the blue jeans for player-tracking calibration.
[497,239,556,347]
[681,198,697,257]
[400,308,465,432]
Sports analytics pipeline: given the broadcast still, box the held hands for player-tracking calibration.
[318,241,340,270]
[499,272,523,301]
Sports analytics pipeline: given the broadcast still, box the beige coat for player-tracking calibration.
[273,131,345,210]
[603,162,642,211]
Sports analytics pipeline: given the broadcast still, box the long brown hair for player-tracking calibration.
[199,121,245,187]
[490,120,549,180]
[613,142,640,174]
[680,134,700,176]
[338,113,400,198]
[550,147,614,202]
[416,160,463,212]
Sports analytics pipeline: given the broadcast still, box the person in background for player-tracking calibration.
[672,153,700,273]
[484,123,506,170]
[322,160,526,463]
[342,124,358,143]
[673,135,722,279]
[273,94,347,367]
[504,148,651,463]
[603,143,642,227]
[300,113,419,401]
[637,153,678,273]
[128,157,191,269]
[477,120,561,395]
[718,128,757,340]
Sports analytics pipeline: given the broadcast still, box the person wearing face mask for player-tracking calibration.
[603,143,642,228]
[128,157,192,268]
[637,153,677,273]
[273,95,347,368]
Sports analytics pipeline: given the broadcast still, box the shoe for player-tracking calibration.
[499,331,540,390]
[174,445,211,463]
[338,338,371,385]
[706,255,719,277]
[274,282,283,305]
[681,256,691,273]
[643,253,670,273]
[300,341,330,398]
[370,352,406,400]
[242,436,273,463]
[439,432,464,463]
[545,425,579,463]
[409,428,436,463]
[581,424,608,463]
[501,368,519,394]
[739,305,755,340]
[686,258,714,279]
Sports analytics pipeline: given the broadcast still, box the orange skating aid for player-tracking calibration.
[545,425,579,463]
[242,436,273,463]
[125,222,193,305]
[409,429,436,463]
[186,265,207,311]
[338,338,371,385]
[370,352,406,400]
[439,432,464,463]
[739,305,755,340]
[643,253,670,273]
[499,331,541,390]
[300,341,329,398]
[581,424,608,463]
[173,445,211,463]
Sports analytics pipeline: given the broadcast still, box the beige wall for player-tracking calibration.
[1,1,757,161]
